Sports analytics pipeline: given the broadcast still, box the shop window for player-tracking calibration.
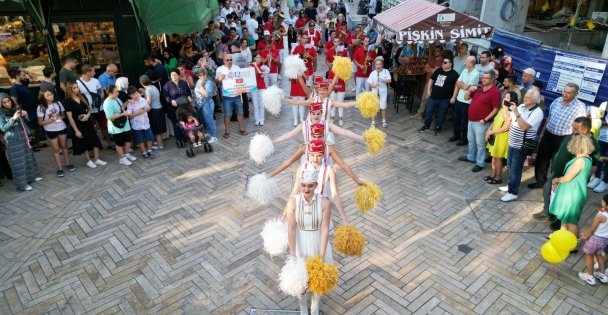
[52,21,121,75]
[0,16,49,87]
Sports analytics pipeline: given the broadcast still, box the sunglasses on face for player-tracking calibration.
[226,59,233,61]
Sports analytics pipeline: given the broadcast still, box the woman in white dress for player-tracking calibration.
[286,168,332,315]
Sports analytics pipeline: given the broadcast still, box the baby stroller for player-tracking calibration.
[176,102,213,158]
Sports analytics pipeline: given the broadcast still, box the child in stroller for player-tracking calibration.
[176,102,213,157]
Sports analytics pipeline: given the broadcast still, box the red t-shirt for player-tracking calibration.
[263,22,274,33]
[274,25,286,50]
[328,70,345,92]
[260,48,279,74]
[467,86,502,122]
[292,44,305,56]
[306,29,321,47]
[257,41,267,52]
[290,76,307,97]
[251,63,266,89]
[295,18,307,30]
[325,41,334,51]
[325,47,348,66]
[305,47,317,76]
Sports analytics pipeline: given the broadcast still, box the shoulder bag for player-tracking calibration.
[78,79,102,110]
[111,99,127,129]
[520,105,540,156]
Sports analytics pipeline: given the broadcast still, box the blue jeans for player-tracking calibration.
[507,146,526,195]
[197,100,217,138]
[223,96,243,115]
[467,121,489,167]
[423,97,450,131]
[594,140,608,181]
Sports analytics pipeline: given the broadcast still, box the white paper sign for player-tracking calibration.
[221,67,258,96]
[547,52,607,102]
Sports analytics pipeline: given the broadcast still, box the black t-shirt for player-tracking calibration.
[430,68,459,100]
[381,41,393,69]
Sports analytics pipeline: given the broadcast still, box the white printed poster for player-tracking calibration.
[547,52,607,102]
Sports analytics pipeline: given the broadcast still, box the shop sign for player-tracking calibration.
[221,67,258,96]
[547,52,607,102]
[398,26,493,43]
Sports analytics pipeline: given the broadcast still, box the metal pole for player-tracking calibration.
[565,0,584,50]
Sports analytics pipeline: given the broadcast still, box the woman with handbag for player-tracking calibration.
[498,89,544,202]
[162,69,192,148]
[103,84,136,166]
[37,89,74,177]
[64,82,106,169]
[484,92,516,185]
[0,93,41,191]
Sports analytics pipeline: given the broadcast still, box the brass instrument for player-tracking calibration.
[271,29,282,41]
[338,30,348,40]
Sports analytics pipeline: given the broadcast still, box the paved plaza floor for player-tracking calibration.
[1,71,607,314]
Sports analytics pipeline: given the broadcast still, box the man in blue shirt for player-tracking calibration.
[98,64,117,91]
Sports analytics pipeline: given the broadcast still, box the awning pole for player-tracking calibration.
[565,0,584,50]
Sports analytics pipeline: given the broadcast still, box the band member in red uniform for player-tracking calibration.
[260,39,280,87]
[290,74,310,127]
[294,10,308,34]
[292,34,317,87]
[353,36,372,95]
[305,21,322,50]
[325,36,348,68]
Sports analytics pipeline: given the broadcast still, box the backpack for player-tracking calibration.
[375,0,382,13]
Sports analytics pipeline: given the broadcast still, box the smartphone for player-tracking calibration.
[503,100,510,107]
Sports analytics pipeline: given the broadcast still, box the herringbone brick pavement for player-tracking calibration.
[1,60,607,314]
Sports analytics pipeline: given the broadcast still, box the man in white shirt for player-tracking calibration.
[78,64,113,148]
[246,11,259,41]
[216,54,247,138]
[368,0,377,18]
[221,0,233,18]
[367,56,392,127]
[450,56,479,145]
[453,42,469,74]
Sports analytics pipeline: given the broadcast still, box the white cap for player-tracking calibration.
[219,18,226,23]
[301,169,319,184]
[264,30,271,36]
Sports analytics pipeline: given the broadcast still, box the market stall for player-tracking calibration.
[373,0,494,112]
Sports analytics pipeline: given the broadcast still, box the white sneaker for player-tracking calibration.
[501,193,518,202]
[208,137,218,144]
[594,181,608,193]
[338,119,344,126]
[594,271,608,283]
[23,185,32,191]
[579,272,597,285]
[125,153,137,161]
[193,142,201,147]
[588,177,602,189]
[293,121,298,127]
[86,160,98,169]
[35,177,42,181]
[119,157,132,166]
[94,159,107,166]
[498,185,509,192]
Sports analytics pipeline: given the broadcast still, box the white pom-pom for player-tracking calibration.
[278,256,308,296]
[260,218,288,256]
[246,173,278,205]
[249,133,274,165]
[262,85,284,116]
[283,55,306,80]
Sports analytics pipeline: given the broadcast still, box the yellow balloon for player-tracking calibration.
[549,230,578,252]
[541,242,568,264]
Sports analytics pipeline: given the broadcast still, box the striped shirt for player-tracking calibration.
[546,97,587,136]
[508,104,544,148]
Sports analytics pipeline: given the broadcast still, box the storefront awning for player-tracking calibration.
[373,0,494,44]
[129,0,218,35]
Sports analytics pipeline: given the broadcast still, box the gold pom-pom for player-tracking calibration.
[355,182,382,213]
[357,92,380,118]
[335,225,366,256]
[363,127,386,154]
[332,56,353,81]
[305,256,338,296]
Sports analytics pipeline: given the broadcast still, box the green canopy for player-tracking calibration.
[129,0,218,35]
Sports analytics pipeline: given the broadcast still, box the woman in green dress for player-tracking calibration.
[550,135,595,242]
[484,92,516,184]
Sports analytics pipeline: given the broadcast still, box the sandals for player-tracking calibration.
[239,130,248,136]
[483,176,493,182]
[488,178,503,185]
[223,133,230,139]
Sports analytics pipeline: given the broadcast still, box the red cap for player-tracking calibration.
[313,75,324,84]
[318,81,329,89]
[308,140,326,152]
[310,102,323,112]
[310,123,325,135]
